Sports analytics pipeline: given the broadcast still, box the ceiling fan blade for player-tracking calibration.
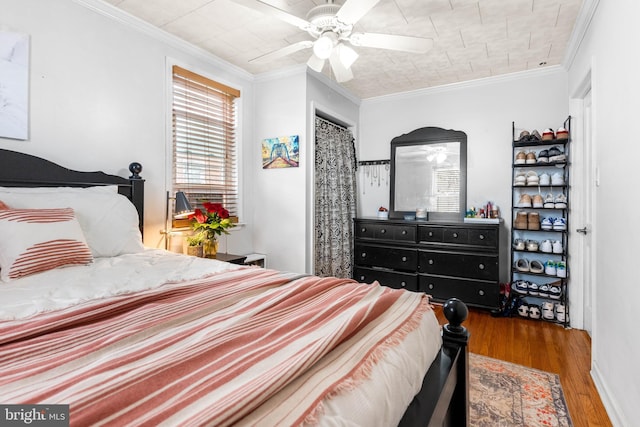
[249,41,313,63]
[233,0,311,29]
[349,32,433,53]
[329,48,354,83]
[335,0,382,25]
[307,54,326,72]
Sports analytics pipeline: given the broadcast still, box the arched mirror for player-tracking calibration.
[389,127,467,221]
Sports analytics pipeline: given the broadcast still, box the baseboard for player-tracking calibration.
[591,361,627,427]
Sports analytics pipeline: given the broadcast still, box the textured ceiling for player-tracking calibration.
[104,0,583,99]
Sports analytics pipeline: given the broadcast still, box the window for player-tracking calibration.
[171,65,240,219]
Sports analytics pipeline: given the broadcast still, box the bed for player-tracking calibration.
[0,148,469,426]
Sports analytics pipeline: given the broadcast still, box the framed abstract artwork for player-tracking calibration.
[262,135,299,169]
[0,31,29,140]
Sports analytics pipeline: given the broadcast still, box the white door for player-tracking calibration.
[580,89,595,336]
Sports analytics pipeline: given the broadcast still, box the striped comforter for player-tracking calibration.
[0,267,435,426]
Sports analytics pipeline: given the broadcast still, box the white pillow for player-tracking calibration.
[0,207,93,281]
[0,191,144,257]
[0,185,118,194]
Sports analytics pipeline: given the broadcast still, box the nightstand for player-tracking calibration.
[208,253,247,265]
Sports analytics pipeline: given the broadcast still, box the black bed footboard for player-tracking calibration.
[398,298,469,427]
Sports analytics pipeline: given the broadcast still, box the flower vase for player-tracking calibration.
[204,238,218,257]
[187,245,204,257]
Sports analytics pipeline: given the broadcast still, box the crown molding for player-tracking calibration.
[72,0,253,81]
[362,65,566,104]
[562,0,600,70]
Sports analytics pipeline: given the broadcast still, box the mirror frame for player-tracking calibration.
[389,127,467,221]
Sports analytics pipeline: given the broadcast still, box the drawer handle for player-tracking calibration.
[428,231,433,237]
[401,281,406,287]
[479,234,485,240]
[428,259,434,265]
[452,232,458,238]
[401,256,407,262]
[479,290,485,296]
[360,276,365,281]
[381,229,386,234]
[428,283,434,290]
[478,263,485,270]
[361,227,366,233]
[402,230,407,235]
[361,252,367,258]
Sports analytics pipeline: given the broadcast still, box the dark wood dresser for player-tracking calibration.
[353,217,502,310]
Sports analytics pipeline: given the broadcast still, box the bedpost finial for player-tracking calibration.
[443,298,468,333]
[129,162,142,179]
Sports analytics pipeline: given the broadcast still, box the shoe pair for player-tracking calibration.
[514,258,544,274]
[544,193,567,208]
[544,260,567,277]
[517,193,543,208]
[518,302,542,319]
[541,217,566,231]
[518,130,542,142]
[548,146,566,163]
[539,239,563,254]
[514,151,537,164]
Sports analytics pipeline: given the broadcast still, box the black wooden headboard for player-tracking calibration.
[0,149,145,235]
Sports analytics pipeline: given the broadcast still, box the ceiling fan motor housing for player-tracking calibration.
[306,3,351,38]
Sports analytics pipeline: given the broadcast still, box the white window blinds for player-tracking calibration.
[172,65,240,217]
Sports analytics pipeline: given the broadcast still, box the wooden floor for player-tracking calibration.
[433,305,612,427]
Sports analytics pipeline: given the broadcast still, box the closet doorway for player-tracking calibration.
[313,115,357,278]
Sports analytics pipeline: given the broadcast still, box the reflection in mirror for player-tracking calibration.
[390,127,467,220]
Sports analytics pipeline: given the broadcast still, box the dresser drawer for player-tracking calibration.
[418,225,498,250]
[355,244,418,271]
[419,275,499,309]
[355,223,416,242]
[354,267,419,292]
[418,250,498,280]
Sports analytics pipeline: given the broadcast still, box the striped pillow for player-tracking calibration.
[0,207,93,281]
[0,200,8,210]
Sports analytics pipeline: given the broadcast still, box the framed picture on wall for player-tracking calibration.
[0,31,29,140]
[262,135,299,169]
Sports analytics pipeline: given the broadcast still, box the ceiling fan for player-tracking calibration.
[234,0,433,82]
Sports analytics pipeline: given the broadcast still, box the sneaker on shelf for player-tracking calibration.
[518,303,530,318]
[540,239,553,253]
[526,171,539,186]
[555,303,567,322]
[537,149,549,163]
[531,130,542,141]
[525,151,537,164]
[551,172,565,185]
[532,194,544,208]
[515,258,530,272]
[543,193,555,208]
[528,212,541,230]
[542,301,555,320]
[554,193,568,208]
[549,284,562,299]
[556,127,569,140]
[529,304,541,319]
[556,261,567,278]
[526,240,539,251]
[513,238,526,250]
[553,218,567,230]
[514,172,527,186]
[539,284,551,298]
[514,211,528,230]
[539,173,551,186]
[542,128,555,141]
[544,260,557,276]
[528,282,539,296]
[513,280,529,294]
[541,217,554,230]
[548,146,566,162]
[530,259,544,274]
[552,240,563,254]
[514,151,527,164]
[518,193,532,208]
[518,131,530,142]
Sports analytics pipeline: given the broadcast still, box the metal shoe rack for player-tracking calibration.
[510,116,571,326]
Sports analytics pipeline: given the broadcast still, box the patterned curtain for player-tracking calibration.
[314,116,357,278]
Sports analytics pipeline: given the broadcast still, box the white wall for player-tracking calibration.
[358,69,568,231]
[0,0,255,255]
[567,1,640,425]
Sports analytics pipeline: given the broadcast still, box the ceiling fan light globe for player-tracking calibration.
[336,44,358,68]
[313,32,337,59]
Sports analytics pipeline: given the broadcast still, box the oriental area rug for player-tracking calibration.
[469,353,573,427]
